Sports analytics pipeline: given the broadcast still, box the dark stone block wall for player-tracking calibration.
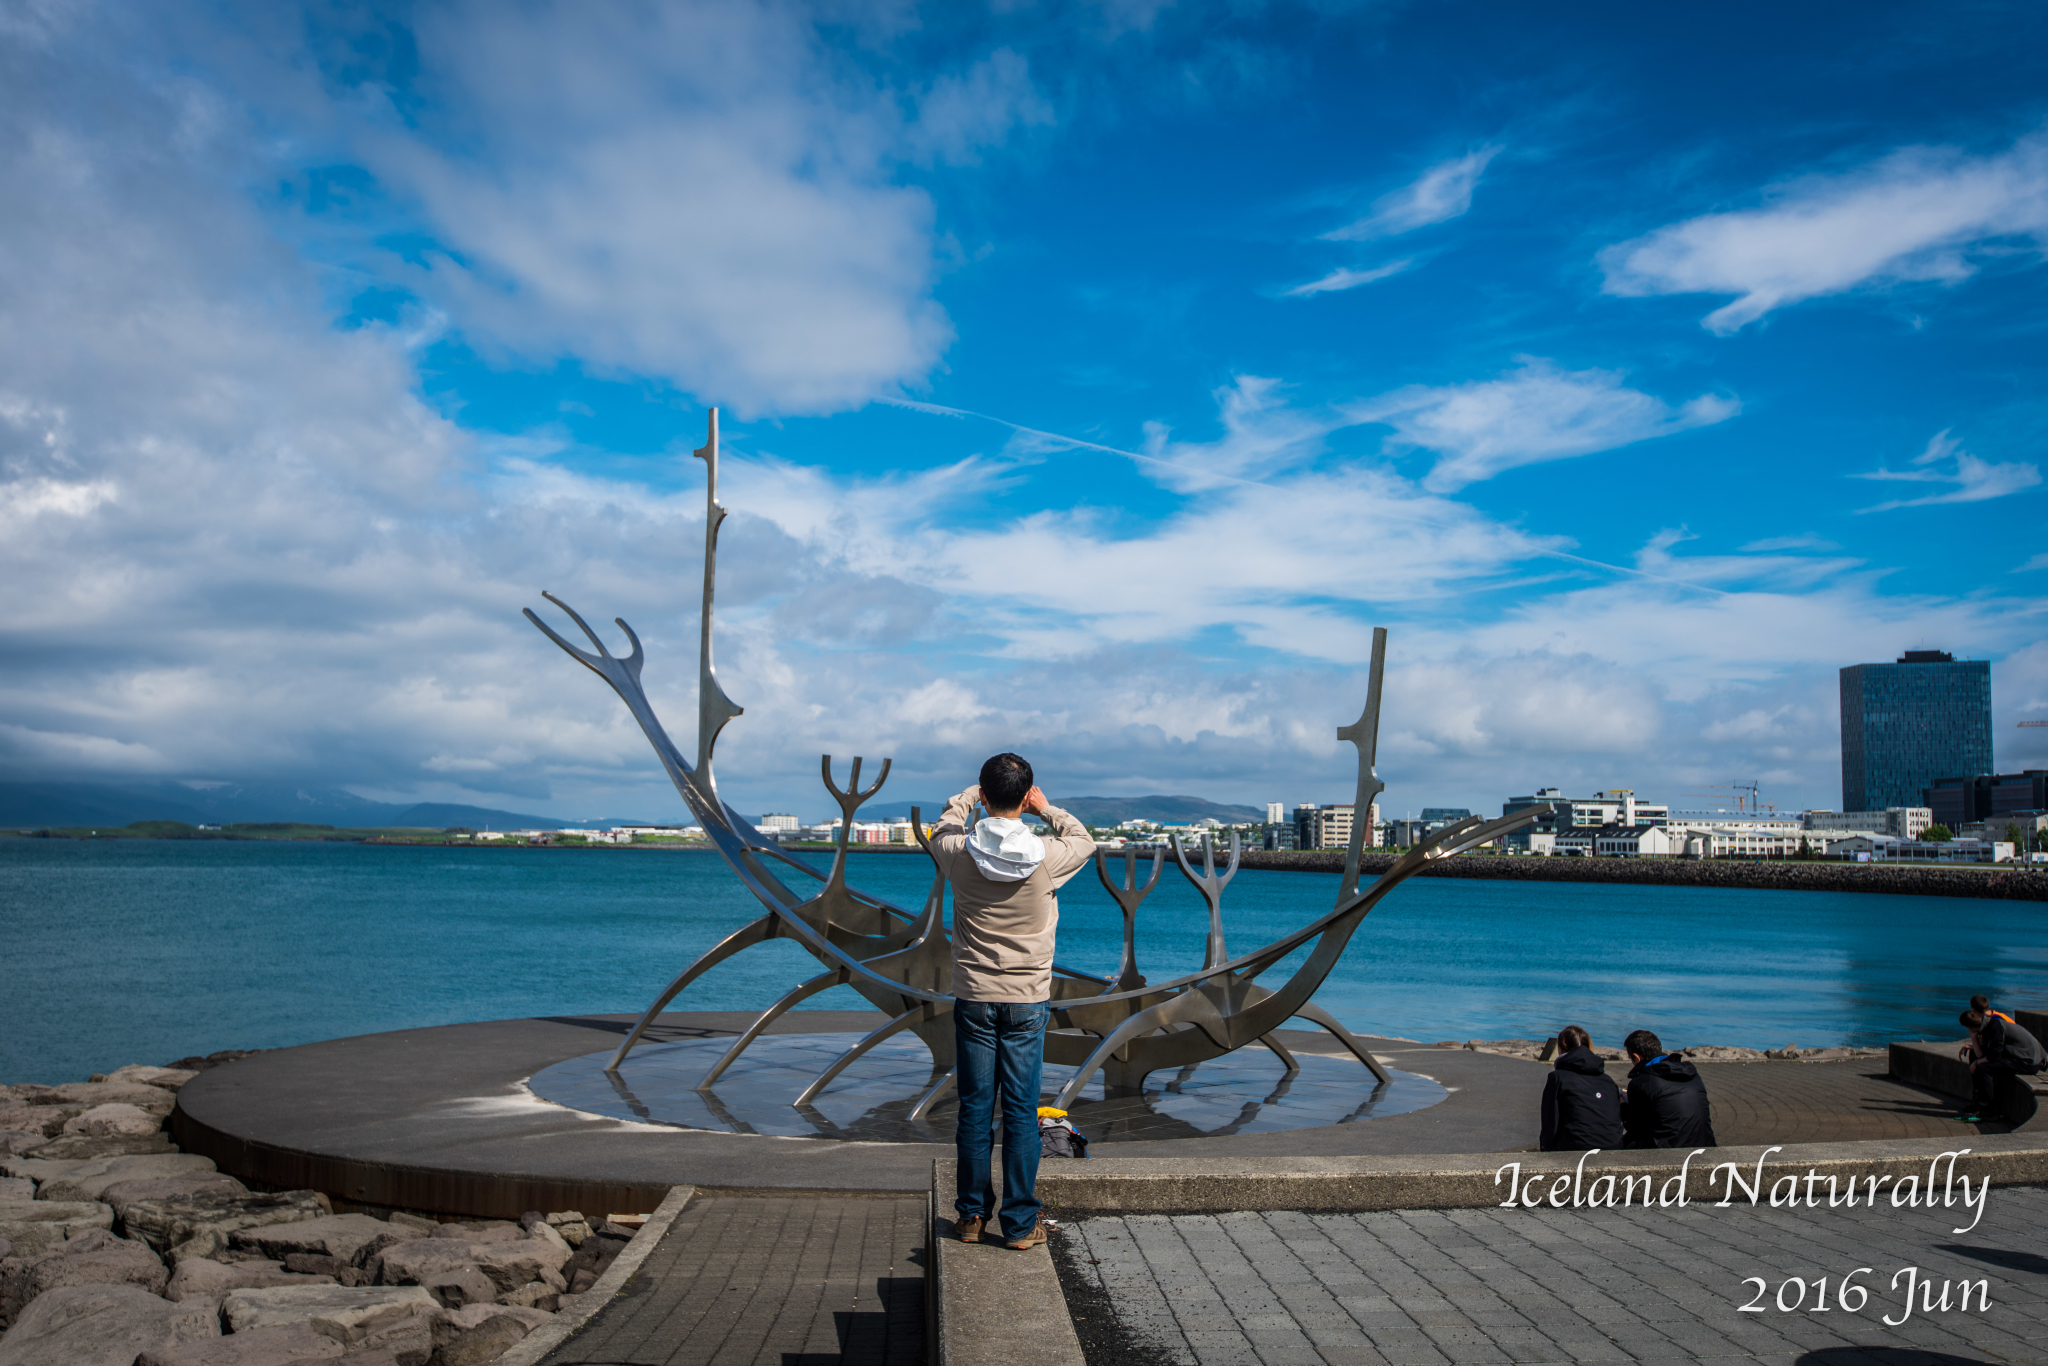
[1237,850,2048,901]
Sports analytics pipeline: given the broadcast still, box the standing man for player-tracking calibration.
[929,753,1095,1250]
[1619,1029,1717,1149]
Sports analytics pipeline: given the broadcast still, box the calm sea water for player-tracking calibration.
[2,837,2043,1084]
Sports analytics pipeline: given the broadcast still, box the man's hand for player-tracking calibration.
[1021,785,1049,817]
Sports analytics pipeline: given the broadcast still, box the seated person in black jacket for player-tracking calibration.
[1620,1029,1717,1149]
[1539,1024,1624,1150]
[1959,1007,2043,1125]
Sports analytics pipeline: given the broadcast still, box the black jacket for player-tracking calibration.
[1623,1054,1717,1149]
[1539,1047,1625,1151]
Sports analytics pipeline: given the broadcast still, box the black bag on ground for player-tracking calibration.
[1039,1111,1089,1158]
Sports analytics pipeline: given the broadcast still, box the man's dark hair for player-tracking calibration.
[1624,1029,1664,1060]
[979,753,1034,812]
[1961,1010,1986,1031]
[1556,1024,1591,1052]
[1970,994,1990,1014]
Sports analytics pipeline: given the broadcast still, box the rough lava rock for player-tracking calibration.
[92,1067,198,1092]
[35,1154,219,1204]
[1,1228,168,1309]
[428,1222,521,1244]
[29,1134,174,1161]
[0,1201,115,1258]
[18,1084,176,1118]
[428,1304,552,1366]
[418,1265,495,1310]
[135,1321,344,1366]
[164,1258,336,1303]
[219,1284,437,1362]
[0,1182,29,1204]
[0,1282,218,1366]
[230,1215,407,1266]
[121,1189,329,1254]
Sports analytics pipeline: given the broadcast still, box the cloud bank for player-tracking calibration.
[1602,132,2048,333]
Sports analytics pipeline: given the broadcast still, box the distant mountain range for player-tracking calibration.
[0,778,1261,833]
[1055,795,1266,826]
[0,781,660,832]
[834,795,1264,826]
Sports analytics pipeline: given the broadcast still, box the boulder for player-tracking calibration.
[0,1181,30,1204]
[367,1241,479,1287]
[121,1189,329,1254]
[373,1238,566,1296]
[385,1213,438,1236]
[0,1109,59,1140]
[427,1222,520,1244]
[18,1084,176,1118]
[0,1283,218,1366]
[542,1213,588,1248]
[0,1201,115,1258]
[34,1154,219,1204]
[219,1285,437,1356]
[62,1105,162,1139]
[427,1304,551,1366]
[165,1257,335,1302]
[522,1222,569,1257]
[418,1265,494,1310]
[29,1134,175,1161]
[557,1230,626,1292]
[231,1215,406,1266]
[5,1229,168,1305]
[136,1321,344,1366]
[495,1282,558,1313]
[106,1176,250,1230]
[0,1135,50,1160]
[92,1067,198,1093]
[280,1254,343,1277]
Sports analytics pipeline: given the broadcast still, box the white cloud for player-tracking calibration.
[1324,148,1500,241]
[906,47,1055,166]
[1851,429,2041,513]
[323,1,1061,414]
[1346,361,1739,492]
[2017,553,2048,573]
[1601,132,2048,333]
[1283,259,1414,297]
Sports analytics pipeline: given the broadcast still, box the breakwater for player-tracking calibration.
[1239,850,2048,901]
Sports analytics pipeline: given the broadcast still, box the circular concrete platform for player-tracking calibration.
[170,1011,1550,1220]
[532,1033,1444,1142]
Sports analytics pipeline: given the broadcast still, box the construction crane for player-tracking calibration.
[2021,720,2048,728]
[1682,781,1765,814]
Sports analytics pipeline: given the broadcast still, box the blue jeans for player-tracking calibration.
[953,998,1048,1241]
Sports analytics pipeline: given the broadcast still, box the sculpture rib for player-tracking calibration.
[697,967,850,1090]
[605,914,777,1072]
[792,1002,940,1107]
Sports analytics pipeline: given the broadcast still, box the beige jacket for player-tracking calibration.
[931,787,1096,1002]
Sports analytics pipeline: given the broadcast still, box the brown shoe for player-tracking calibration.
[1004,1217,1050,1251]
[956,1215,984,1243]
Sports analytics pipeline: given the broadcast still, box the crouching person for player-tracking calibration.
[1621,1029,1717,1149]
[1539,1024,1623,1151]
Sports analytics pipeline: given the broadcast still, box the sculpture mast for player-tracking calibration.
[693,409,745,802]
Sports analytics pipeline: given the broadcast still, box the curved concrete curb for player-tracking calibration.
[1031,1133,2048,1213]
[493,1184,694,1366]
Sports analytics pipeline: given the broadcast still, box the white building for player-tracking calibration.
[1265,801,1284,824]
[1803,807,1932,840]
[1826,836,2014,863]
[759,813,800,832]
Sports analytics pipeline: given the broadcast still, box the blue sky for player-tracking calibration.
[1,0,2044,824]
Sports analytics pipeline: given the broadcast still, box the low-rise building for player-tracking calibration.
[1827,835,2014,863]
[1803,807,1932,840]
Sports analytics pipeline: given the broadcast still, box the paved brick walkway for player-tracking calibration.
[1654,1060,2031,1146]
[1056,1186,2048,1365]
[544,1195,925,1366]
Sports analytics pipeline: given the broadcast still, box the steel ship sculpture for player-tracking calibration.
[526,410,1545,1119]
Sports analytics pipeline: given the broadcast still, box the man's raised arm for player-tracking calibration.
[1022,787,1097,887]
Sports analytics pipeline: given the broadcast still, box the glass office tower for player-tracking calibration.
[1839,650,1992,812]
